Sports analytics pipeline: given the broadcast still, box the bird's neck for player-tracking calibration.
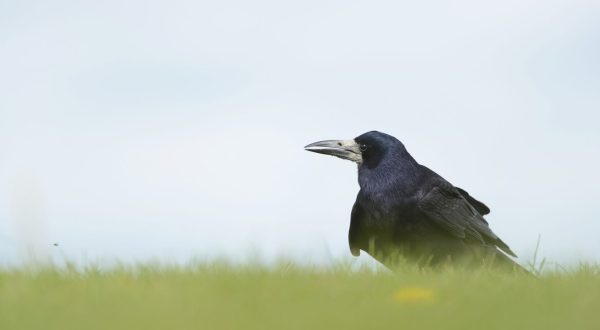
[357,157,421,198]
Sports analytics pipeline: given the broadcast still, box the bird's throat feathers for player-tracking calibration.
[357,148,420,196]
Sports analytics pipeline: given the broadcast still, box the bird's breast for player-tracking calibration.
[358,193,422,240]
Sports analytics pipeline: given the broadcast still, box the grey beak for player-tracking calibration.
[304,139,363,163]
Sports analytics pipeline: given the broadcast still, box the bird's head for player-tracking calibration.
[304,131,408,169]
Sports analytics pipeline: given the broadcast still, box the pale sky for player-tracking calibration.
[1,0,599,267]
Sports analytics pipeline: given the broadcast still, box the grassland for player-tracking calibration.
[1,262,599,330]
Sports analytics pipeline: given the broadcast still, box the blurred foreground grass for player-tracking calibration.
[1,262,599,330]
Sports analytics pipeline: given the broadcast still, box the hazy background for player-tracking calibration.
[1,0,599,267]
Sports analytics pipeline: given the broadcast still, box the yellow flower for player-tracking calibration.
[393,287,435,303]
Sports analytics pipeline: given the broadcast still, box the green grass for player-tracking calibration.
[1,262,599,330]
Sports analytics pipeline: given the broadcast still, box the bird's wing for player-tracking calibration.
[455,187,491,216]
[348,201,364,256]
[417,185,516,257]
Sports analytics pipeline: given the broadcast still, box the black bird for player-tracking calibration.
[305,131,521,270]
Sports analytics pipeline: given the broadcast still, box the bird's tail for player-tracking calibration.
[481,247,532,275]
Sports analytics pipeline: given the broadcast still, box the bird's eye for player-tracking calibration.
[359,144,368,152]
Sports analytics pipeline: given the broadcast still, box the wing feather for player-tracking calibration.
[418,185,516,257]
[455,187,491,216]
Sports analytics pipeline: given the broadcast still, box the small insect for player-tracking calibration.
[53,243,59,247]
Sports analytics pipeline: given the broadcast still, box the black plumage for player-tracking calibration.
[306,131,522,269]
